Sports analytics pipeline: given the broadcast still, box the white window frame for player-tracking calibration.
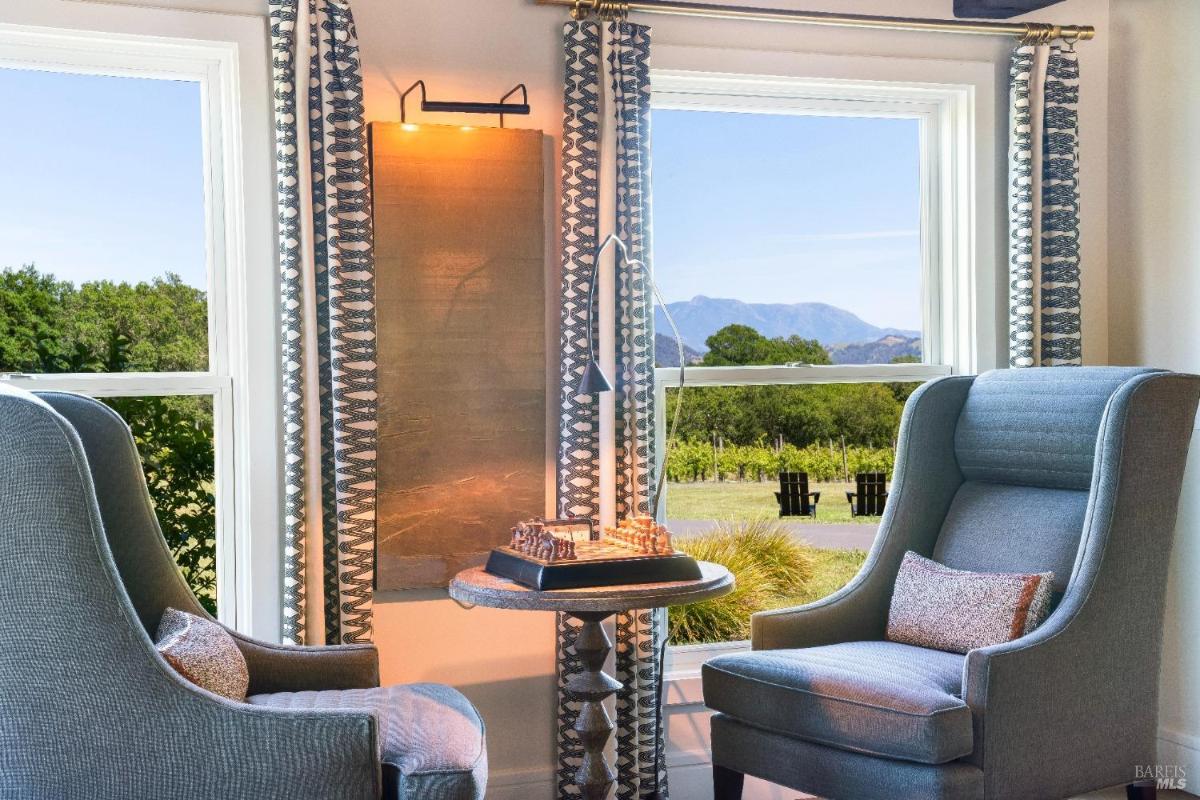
[0,6,278,638]
[649,54,999,682]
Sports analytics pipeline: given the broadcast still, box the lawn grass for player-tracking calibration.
[665,480,874,525]
[764,545,868,610]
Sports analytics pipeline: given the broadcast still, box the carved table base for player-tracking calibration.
[566,611,623,800]
[446,565,735,800]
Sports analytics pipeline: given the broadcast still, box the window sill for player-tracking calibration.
[664,640,750,707]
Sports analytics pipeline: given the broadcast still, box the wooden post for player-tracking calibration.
[841,435,849,483]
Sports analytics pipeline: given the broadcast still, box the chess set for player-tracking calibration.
[484,516,702,590]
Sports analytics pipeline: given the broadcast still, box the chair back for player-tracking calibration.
[777,472,813,517]
[36,391,207,634]
[0,385,187,784]
[932,367,1160,592]
[851,473,888,517]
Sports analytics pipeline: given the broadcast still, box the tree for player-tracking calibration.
[0,265,216,612]
[701,324,830,367]
[825,382,903,446]
[0,266,72,371]
[666,323,909,456]
[888,355,922,404]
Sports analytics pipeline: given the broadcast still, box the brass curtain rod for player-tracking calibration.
[538,0,1095,42]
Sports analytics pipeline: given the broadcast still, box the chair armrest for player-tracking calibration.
[751,563,888,650]
[809,491,821,504]
[959,606,1110,780]
[169,662,381,796]
[229,630,380,695]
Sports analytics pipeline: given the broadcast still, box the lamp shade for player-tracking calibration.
[577,358,613,395]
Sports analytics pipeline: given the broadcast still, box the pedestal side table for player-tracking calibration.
[449,562,734,800]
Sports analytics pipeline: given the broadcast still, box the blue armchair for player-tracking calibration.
[703,367,1200,800]
[0,386,487,800]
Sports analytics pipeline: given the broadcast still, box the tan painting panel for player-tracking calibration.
[371,122,547,590]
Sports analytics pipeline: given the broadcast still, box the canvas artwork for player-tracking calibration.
[371,122,548,590]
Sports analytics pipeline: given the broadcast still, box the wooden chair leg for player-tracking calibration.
[714,764,744,800]
[1127,781,1157,800]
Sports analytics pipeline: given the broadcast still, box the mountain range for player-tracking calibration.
[827,334,922,365]
[654,296,919,353]
[654,334,704,368]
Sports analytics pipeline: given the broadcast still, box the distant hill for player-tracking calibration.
[655,296,918,352]
[655,333,703,367]
[828,335,922,365]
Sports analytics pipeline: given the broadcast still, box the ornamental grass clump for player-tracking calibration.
[668,519,816,645]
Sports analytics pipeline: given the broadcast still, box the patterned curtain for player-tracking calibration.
[270,0,378,646]
[556,18,667,799]
[1008,42,1082,367]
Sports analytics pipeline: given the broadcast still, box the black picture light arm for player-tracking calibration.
[400,80,531,127]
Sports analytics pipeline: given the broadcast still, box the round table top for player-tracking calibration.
[448,561,734,613]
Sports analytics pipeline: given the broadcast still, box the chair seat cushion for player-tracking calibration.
[248,683,486,800]
[702,641,973,765]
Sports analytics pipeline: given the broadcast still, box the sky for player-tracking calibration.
[652,108,923,331]
[0,68,921,331]
[0,67,207,290]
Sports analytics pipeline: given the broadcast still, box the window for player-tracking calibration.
[652,69,982,656]
[0,65,221,609]
[0,13,276,633]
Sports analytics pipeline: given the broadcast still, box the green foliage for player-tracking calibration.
[668,519,816,645]
[107,395,217,614]
[0,265,216,612]
[666,382,910,452]
[0,266,73,370]
[763,547,868,611]
[0,270,208,374]
[701,324,831,367]
[664,441,894,483]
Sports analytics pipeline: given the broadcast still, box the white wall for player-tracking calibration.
[1108,1,1200,791]
[352,1,1112,796]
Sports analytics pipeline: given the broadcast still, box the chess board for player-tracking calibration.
[485,538,702,590]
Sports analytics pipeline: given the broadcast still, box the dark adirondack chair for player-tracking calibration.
[775,472,820,518]
[846,472,888,517]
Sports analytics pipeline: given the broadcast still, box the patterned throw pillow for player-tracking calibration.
[155,607,249,702]
[886,552,1053,654]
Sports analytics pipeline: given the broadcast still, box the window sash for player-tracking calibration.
[0,12,272,633]
[654,363,951,389]
[650,70,979,665]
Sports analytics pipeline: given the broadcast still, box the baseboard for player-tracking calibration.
[485,764,555,800]
[1158,726,1200,796]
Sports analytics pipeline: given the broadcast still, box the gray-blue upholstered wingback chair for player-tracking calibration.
[703,367,1200,800]
[0,386,487,800]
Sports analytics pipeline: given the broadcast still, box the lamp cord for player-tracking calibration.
[649,275,684,522]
